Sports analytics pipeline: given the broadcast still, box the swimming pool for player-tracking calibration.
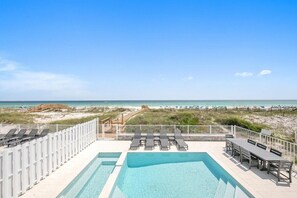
[58,152,121,198]
[111,152,253,198]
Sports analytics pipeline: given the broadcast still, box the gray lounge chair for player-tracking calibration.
[21,129,39,142]
[145,133,155,150]
[0,129,17,145]
[37,129,49,137]
[160,131,170,150]
[130,132,142,150]
[174,130,188,150]
[4,129,27,147]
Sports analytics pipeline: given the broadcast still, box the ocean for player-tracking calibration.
[0,100,296,109]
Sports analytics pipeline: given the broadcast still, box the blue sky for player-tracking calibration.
[0,0,296,100]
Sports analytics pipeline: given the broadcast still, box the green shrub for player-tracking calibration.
[216,117,265,132]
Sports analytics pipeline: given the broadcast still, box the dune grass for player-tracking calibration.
[50,111,123,125]
[0,112,34,124]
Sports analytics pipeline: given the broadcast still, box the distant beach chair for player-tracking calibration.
[174,129,188,150]
[160,131,170,150]
[37,129,50,137]
[130,132,142,150]
[21,129,39,142]
[0,129,18,145]
[4,129,27,147]
[145,133,155,150]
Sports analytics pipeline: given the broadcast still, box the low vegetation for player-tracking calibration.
[50,110,125,125]
[0,112,34,124]
[215,117,266,132]
[126,109,297,142]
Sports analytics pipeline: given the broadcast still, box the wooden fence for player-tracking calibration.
[0,119,97,198]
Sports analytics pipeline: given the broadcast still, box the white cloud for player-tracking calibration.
[0,71,86,92]
[0,57,93,100]
[258,70,272,76]
[0,57,18,72]
[235,72,253,77]
[187,76,194,80]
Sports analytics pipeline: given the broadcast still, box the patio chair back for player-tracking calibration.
[256,143,267,150]
[247,139,256,145]
[225,134,234,139]
[270,148,282,157]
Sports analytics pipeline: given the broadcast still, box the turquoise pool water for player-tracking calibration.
[111,152,253,198]
[58,152,121,198]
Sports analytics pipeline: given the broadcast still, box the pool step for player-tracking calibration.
[224,182,236,198]
[234,186,249,198]
[111,186,126,198]
[101,158,119,162]
[98,152,121,158]
[214,179,227,198]
[102,161,117,165]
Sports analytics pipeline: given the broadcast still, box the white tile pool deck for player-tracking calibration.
[20,141,297,198]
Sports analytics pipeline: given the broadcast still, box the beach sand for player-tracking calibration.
[31,112,102,123]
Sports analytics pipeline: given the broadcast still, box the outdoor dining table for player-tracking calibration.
[226,138,288,170]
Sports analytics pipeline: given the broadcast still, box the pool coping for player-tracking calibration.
[99,152,127,198]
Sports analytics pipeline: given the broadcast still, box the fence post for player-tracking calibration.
[116,124,119,140]
[48,134,53,174]
[21,143,28,194]
[209,125,212,134]
[295,131,297,144]
[234,125,236,137]
[13,146,19,198]
[3,150,9,198]
[29,140,35,188]
[96,118,99,140]
[102,124,105,139]
[56,124,59,132]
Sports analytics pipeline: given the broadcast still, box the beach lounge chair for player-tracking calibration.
[21,129,39,142]
[130,132,142,150]
[145,133,155,150]
[160,131,170,150]
[4,129,27,147]
[37,129,49,137]
[0,129,17,145]
[174,130,188,150]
